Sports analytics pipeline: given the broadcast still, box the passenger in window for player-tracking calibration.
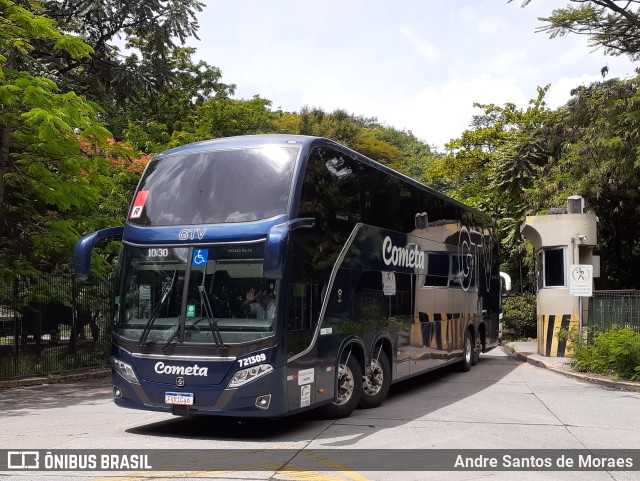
[241,289,276,320]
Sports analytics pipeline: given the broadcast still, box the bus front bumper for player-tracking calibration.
[112,367,287,417]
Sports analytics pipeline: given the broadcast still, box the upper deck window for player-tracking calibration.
[130,146,299,226]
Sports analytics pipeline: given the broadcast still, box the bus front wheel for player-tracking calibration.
[320,354,362,419]
[359,350,390,409]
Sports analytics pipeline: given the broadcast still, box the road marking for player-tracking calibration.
[89,449,372,481]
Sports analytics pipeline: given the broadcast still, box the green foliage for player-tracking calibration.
[438,74,640,289]
[529,78,640,288]
[40,0,206,100]
[502,293,537,340]
[514,0,640,62]
[0,0,123,274]
[113,47,234,143]
[431,87,557,291]
[279,106,441,182]
[556,326,571,344]
[0,0,61,58]
[571,327,640,381]
[53,34,94,59]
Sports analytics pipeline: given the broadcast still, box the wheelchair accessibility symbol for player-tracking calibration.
[192,249,209,266]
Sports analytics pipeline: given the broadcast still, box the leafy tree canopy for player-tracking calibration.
[530,78,640,288]
[440,76,640,290]
[40,0,205,97]
[0,0,128,274]
[429,87,558,292]
[513,0,640,61]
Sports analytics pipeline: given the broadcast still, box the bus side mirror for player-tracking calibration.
[498,271,512,340]
[263,218,315,279]
[500,272,512,292]
[73,226,124,281]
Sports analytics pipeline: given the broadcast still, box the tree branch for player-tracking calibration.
[591,0,640,30]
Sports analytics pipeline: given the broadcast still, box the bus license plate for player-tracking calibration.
[165,392,193,405]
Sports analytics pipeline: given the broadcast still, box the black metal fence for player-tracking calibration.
[0,273,113,378]
[588,290,640,334]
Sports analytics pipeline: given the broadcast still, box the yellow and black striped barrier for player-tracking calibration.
[537,314,579,357]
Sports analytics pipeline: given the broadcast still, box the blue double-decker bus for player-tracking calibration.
[74,134,501,419]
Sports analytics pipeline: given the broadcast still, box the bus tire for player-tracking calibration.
[320,354,362,419]
[359,349,391,409]
[471,332,482,366]
[459,330,473,372]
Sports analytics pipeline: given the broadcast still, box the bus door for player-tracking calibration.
[284,271,347,413]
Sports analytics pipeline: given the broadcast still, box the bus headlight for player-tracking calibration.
[228,364,274,388]
[111,357,139,384]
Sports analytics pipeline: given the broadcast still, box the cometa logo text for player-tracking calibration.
[382,236,425,269]
[154,362,208,376]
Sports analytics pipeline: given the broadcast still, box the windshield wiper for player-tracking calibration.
[197,284,226,349]
[160,323,180,351]
[138,268,177,347]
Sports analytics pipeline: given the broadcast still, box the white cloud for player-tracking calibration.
[458,6,509,35]
[476,15,511,35]
[459,6,475,23]
[401,26,439,62]
[381,74,528,151]
[554,39,591,67]
[546,74,600,109]
[489,50,529,73]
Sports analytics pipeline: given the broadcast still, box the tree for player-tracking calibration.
[529,78,640,288]
[512,0,640,61]
[432,87,558,292]
[163,95,278,149]
[281,106,441,182]
[41,0,205,98]
[117,47,234,149]
[28,1,217,146]
[0,1,118,273]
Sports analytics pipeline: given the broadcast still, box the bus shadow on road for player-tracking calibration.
[126,350,518,444]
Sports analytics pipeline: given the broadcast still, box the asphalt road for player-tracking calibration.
[1,346,639,481]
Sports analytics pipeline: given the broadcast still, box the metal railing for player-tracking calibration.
[588,290,640,334]
[0,273,113,378]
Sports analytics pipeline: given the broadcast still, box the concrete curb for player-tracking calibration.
[0,368,110,389]
[504,345,640,393]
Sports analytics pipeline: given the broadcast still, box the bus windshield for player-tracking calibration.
[129,145,299,226]
[116,244,277,346]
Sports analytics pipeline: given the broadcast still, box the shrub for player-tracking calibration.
[502,293,537,340]
[570,327,640,381]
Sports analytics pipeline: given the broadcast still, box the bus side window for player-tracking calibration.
[286,281,320,357]
[288,283,314,331]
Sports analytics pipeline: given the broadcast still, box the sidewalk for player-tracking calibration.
[506,341,640,392]
[0,367,110,388]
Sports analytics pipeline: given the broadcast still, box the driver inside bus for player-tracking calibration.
[241,289,276,321]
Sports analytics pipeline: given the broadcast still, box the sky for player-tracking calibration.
[190,0,637,151]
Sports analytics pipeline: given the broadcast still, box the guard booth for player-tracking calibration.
[520,196,598,357]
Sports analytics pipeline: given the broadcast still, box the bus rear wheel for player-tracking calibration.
[471,333,482,366]
[320,354,362,419]
[359,350,390,409]
[459,330,473,372]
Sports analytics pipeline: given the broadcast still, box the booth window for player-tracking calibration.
[537,247,565,288]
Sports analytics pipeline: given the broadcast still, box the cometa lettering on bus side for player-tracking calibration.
[382,236,425,269]
[154,362,208,376]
